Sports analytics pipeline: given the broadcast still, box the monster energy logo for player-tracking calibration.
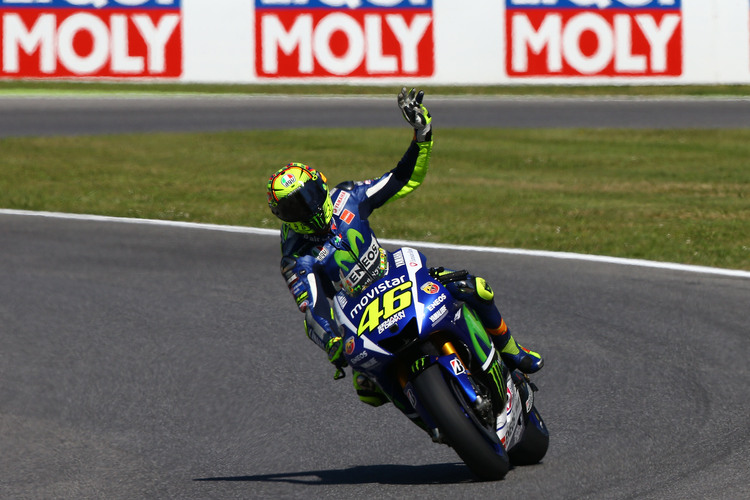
[411,356,429,374]
[309,213,328,230]
[487,361,508,406]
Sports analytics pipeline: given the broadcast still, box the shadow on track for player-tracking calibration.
[194,462,478,485]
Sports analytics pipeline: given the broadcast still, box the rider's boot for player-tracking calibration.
[435,270,544,374]
[353,371,390,407]
[487,320,544,374]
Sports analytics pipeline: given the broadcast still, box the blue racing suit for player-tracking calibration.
[278,132,513,361]
[279,137,435,351]
[276,89,542,408]
[277,123,543,390]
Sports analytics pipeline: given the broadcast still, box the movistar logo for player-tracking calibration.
[334,228,364,271]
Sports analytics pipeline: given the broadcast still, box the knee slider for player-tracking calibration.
[448,276,494,304]
[280,256,297,275]
[474,277,495,303]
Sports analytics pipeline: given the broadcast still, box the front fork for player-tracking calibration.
[399,338,508,437]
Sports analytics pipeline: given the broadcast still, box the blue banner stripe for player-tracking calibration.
[0,0,180,8]
[255,0,432,9]
[505,0,680,9]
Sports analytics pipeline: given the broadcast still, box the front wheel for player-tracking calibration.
[412,364,510,481]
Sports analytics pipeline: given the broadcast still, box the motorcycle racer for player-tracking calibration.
[266,88,543,407]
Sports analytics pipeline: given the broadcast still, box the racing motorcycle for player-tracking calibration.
[332,246,549,481]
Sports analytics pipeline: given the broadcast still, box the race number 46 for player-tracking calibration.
[357,281,412,335]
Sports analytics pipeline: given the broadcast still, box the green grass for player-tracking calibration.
[2,128,748,271]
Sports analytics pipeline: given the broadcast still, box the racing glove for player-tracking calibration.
[398,87,432,143]
[326,336,348,379]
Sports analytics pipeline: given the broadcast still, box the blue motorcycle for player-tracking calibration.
[332,246,549,481]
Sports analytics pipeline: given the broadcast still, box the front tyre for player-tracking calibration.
[412,364,510,481]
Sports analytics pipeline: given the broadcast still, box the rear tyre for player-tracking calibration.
[508,406,549,466]
[412,364,510,481]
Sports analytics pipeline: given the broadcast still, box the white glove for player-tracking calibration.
[398,87,432,142]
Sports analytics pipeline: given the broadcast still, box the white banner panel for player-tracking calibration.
[1,0,749,84]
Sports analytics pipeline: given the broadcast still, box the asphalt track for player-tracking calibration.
[3,94,750,136]
[1,95,749,499]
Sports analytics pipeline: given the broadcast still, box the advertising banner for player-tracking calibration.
[0,0,748,86]
[0,0,182,79]
[254,0,434,79]
[505,0,682,78]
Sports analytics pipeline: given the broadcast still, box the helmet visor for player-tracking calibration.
[273,178,328,223]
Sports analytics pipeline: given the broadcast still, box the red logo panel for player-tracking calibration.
[506,0,682,77]
[1,1,182,79]
[255,0,434,79]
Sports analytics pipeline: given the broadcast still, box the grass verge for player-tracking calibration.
[2,128,748,271]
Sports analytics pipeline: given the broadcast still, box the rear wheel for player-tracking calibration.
[412,364,510,481]
[508,406,549,466]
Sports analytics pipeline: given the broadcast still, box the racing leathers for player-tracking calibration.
[280,137,433,357]
[278,133,544,389]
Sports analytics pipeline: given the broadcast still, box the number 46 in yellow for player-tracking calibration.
[357,281,412,335]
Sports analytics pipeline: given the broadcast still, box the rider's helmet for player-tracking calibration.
[266,163,333,234]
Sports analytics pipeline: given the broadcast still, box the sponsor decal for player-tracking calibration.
[507,414,523,448]
[315,245,329,261]
[355,280,413,335]
[332,190,349,215]
[426,292,446,312]
[421,282,439,294]
[281,173,296,187]
[377,309,405,334]
[393,249,405,268]
[340,209,355,224]
[402,247,421,268]
[428,304,447,324]
[349,273,408,319]
[505,385,513,416]
[336,233,383,293]
[290,280,306,297]
[1,0,182,79]
[336,293,348,309]
[406,387,417,408]
[504,380,524,448]
[345,336,356,355]
[285,272,299,286]
[450,357,465,375]
[506,0,682,77]
[411,356,427,374]
[359,357,378,369]
[350,350,368,364]
[255,0,434,79]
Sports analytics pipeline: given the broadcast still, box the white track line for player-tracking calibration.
[2,209,748,279]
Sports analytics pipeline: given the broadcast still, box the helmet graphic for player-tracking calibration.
[267,163,333,234]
